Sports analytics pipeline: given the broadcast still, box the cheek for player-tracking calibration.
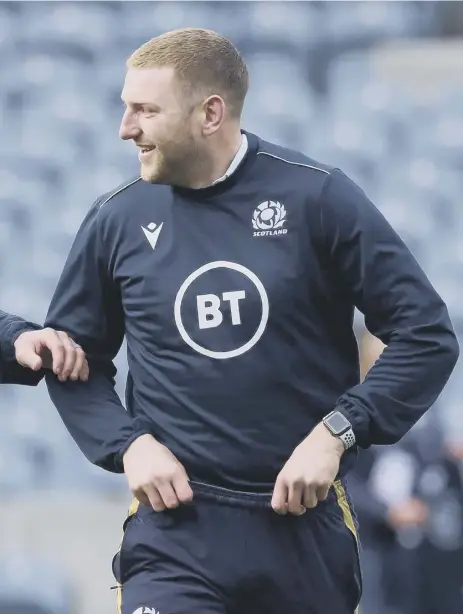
[162,127,187,153]
[140,117,163,141]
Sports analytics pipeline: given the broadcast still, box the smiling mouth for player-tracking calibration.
[138,146,156,162]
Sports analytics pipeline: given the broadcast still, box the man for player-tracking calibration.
[43,28,459,614]
[0,310,88,384]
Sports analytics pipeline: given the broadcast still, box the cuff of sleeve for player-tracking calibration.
[1,361,45,386]
[336,400,371,449]
[1,321,43,362]
[114,430,152,472]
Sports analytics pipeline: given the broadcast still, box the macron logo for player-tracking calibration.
[142,222,163,250]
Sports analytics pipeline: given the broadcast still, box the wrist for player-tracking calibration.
[322,410,356,453]
[302,422,345,458]
[317,423,345,457]
[118,431,154,469]
[328,431,346,458]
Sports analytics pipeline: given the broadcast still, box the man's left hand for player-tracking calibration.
[271,422,345,515]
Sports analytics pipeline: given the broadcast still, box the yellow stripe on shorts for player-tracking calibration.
[333,480,360,614]
[115,498,140,614]
[116,583,122,614]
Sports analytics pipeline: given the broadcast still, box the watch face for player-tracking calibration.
[327,412,350,434]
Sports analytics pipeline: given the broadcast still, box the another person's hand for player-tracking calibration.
[123,434,194,511]
[272,422,344,515]
[14,328,88,382]
[387,498,428,529]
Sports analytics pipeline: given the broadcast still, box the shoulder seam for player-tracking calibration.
[257,151,330,175]
[98,177,142,210]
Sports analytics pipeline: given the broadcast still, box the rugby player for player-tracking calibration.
[44,28,459,614]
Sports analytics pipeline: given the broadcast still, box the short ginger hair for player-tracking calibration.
[127,28,249,119]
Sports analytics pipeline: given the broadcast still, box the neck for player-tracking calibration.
[187,129,243,189]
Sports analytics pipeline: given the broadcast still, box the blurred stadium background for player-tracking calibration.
[1,1,463,613]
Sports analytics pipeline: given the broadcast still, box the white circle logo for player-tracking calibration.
[174,261,269,360]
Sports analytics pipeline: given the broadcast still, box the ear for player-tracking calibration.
[201,95,226,136]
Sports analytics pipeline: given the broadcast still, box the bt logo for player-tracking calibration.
[174,261,269,359]
[196,290,246,329]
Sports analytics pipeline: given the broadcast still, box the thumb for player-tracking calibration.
[17,349,43,371]
[271,476,288,515]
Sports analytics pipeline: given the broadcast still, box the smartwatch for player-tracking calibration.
[322,410,356,450]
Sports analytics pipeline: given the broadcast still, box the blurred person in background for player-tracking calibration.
[395,413,463,614]
[0,310,88,385]
[352,330,463,614]
[42,28,458,614]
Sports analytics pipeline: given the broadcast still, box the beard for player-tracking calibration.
[140,133,207,188]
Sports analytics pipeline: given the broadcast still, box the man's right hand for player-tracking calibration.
[14,328,88,382]
[123,434,194,511]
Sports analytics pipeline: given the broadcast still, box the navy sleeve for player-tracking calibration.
[0,310,44,385]
[320,169,459,447]
[44,201,150,473]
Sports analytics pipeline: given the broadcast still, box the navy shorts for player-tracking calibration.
[112,480,362,614]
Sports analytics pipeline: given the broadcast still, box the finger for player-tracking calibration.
[56,332,77,381]
[302,485,318,509]
[133,490,151,508]
[271,478,288,515]
[42,329,65,374]
[79,359,90,382]
[287,482,306,515]
[172,470,194,504]
[142,484,165,512]
[29,355,43,371]
[156,481,180,509]
[316,482,331,503]
[69,346,86,381]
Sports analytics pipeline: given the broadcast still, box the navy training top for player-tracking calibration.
[44,131,459,491]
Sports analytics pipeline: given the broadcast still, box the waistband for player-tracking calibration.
[189,480,342,511]
[190,480,273,509]
[132,480,344,515]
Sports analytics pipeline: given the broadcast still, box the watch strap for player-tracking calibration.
[340,428,356,450]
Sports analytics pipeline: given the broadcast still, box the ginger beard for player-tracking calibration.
[138,121,205,187]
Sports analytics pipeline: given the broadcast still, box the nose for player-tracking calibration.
[119,109,141,141]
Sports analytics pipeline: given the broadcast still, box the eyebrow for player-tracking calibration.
[121,98,161,112]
